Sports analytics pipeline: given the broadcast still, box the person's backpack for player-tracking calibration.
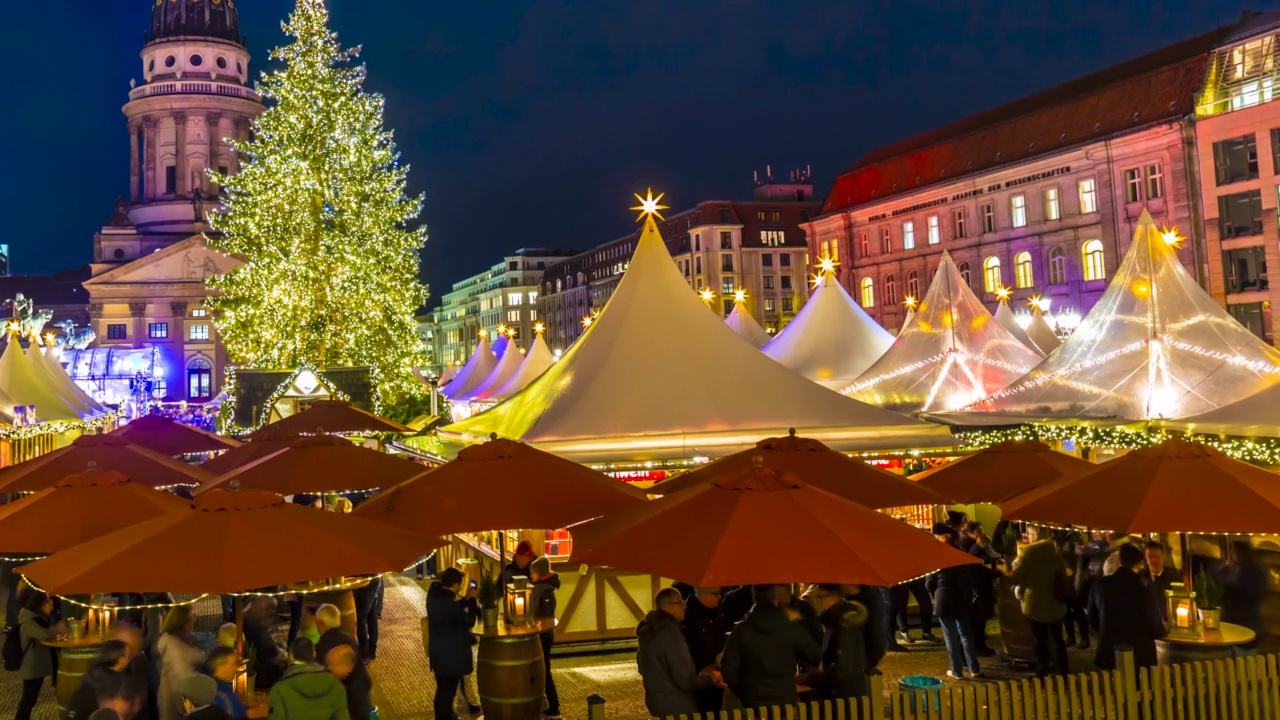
[2,622,28,672]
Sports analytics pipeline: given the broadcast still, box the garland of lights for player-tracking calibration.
[955,423,1280,466]
[219,364,357,436]
[0,412,120,441]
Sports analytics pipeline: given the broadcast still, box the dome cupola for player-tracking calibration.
[149,0,243,46]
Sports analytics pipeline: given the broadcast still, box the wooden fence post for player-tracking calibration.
[1117,649,1138,719]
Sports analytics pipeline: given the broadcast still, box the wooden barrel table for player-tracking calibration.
[1156,622,1256,665]
[43,636,105,713]
[474,619,556,720]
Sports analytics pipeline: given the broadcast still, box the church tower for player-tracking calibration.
[93,0,264,270]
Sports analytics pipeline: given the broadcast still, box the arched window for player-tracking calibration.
[860,277,875,308]
[958,262,972,289]
[983,256,1002,294]
[907,270,920,299]
[883,275,898,306]
[1014,251,1035,289]
[187,358,213,401]
[1082,239,1106,281]
[1047,246,1068,285]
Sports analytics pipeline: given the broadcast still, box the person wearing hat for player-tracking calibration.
[267,638,350,720]
[178,674,227,720]
[926,524,982,680]
[529,556,561,720]
[504,540,538,587]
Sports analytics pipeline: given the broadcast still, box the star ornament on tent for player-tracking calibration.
[1160,226,1185,248]
[733,289,747,303]
[1028,295,1051,312]
[631,189,669,222]
[995,286,1012,301]
[903,295,918,310]
[698,288,715,303]
[533,322,545,334]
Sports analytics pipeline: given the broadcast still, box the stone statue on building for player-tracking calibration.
[108,196,133,227]
[191,184,207,222]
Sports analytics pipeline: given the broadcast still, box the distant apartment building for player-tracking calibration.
[538,177,821,351]
[434,249,575,367]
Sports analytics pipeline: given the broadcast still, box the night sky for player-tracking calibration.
[0,0,1255,306]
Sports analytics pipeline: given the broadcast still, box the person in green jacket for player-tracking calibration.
[268,638,349,720]
[1010,535,1070,678]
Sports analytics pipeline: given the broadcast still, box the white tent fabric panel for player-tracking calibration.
[725,303,770,348]
[994,301,1043,357]
[1025,310,1062,356]
[0,338,85,421]
[462,338,525,401]
[440,335,497,400]
[27,343,106,416]
[488,333,555,402]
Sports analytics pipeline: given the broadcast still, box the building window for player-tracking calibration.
[953,208,966,239]
[860,277,875,308]
[721,299,733,316]
[1224,246,1269,293]
[1145,163,1164,199]
[1078,178,1098,214]
[695,256,702,275]
[782,297,794,312]
[756,210,766,221]
[883,275,898,306]
[164,165,176,194]
[507,293,522,305]
[1047,247,1068,285]
[881,227,892,254]
[1044,187,1060,221]
[1014,252,1034,289]
[148,322,168,339]
[762,253,773,267]
[506,310,520,323]
[719,208,730,223]
[772,211,781,223]
[819,241,830,260]
[764,298,776,313]
[1124,169,1143,204]
[151,380,168,399]
[828,239,840,263]
[780,275,793,290]
[721,254,734,272]
[763,275,774,290]
[859,231,869,256]
[722,277,735,295]
[1010,194,1027,228]
[981,203,996,233]
[1082,239,1106,281]
[958,262,972,289]
[927,215,940,245]
[902,221,915,250]
[528,291,538,303]
[1229,302,1269,341]
[720,231,733,249]
[1221,190,1264,237]
[189,324,210,341]
[779,253,791,267]
[693,234,701,252]
[907,271,920,298]
[983,257,1002,294]
[188,358,213,401]
[191,308,208,318]
[1214,135,1260,186]
[760,230,785,246]
[107,324,127,340]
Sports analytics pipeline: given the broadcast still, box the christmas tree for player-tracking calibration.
[207,0,427,403]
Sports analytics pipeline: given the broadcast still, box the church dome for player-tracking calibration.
[150,0,243,45]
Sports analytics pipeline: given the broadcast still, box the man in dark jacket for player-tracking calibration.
[315,604,371,720]
[720,586,753,624]
[267,638,349,720]
[529,557,561,719]
[720,585,822,709]
[927,525,982,680]
[682,587,730,714]
[637,588,712,717]
[427,568,479,720]
[804,584,883,699]
[66,640,132,720]
[1088,543,1166,669]
[777,585,823,649]
[1143,541,1181,622]
[243,599,287,690]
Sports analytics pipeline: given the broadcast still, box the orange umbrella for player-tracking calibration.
[353,435,648,534]
[107,414,240,456]
[910,440,1094,504]
[0,434,214,494]
[999,439,1280,534]
[17,488,446,595]
[199,435,297,475]
[0,469,190,556]
[246,400,410,439]
[570,460,979,586]
[653,430,948,509]
[194,435,425,496]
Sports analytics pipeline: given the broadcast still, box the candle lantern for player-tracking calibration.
[506,576,533,626]
[1166,582,1200,639]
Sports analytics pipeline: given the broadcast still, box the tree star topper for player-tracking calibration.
[631,189,669,222]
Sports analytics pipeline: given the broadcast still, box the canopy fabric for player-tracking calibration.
[999,439,1280,534]
[0,469,190,555]
[199,436,296,475]
[440,335,497,400]
[440,215,952,461]
[994,301,1043,357]
[0,337,83,421]
[487,333,555,402]
[762,274,895,390]
[17,488,445,595]
[438,364,458,387]
[725,302,771,348]
[462,340,526,401]
[26,344,106,417]
[1155,383,1280,438]
[196,434,424,496]
[845,252,1043,413]
[909,440,1093,504]
[491,333,510,360]
[653,430,948,509]
[972,211,1280,420]
[1025,309,1062,355]
[245,399,410,438]
[0,434,214,494]
[899,309,915,336]
[108,413,240,455]
[570,463,979,586]
[353,436,647,533]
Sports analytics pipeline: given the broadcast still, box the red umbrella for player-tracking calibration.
[199,436,298,476]
[910,440,1094,504]
[0,434,213,493]
[246,400,410,439]
[107,414,240,456]
[194,435,424,496]
[571,459,978,586]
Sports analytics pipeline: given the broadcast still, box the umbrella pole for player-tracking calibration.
[1181,532,1193,589]
[498,530,507,622]
[235,595,245,659]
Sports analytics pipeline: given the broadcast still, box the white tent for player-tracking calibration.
[994,299,1043,357]
[899,308,915,336]
[845,251,1044,413]
[26,342,106,416]
[440,211,951,461]
[0,336,85,421]
[461,338,525,401]
[725,301,770,348]
[762,273,894,390]
[1025,309,1062,355]
[1154,384,1280,438]
[440,335,497,400]
[438,364,458,387]
[491,333,510,360]
[487,332,555,402]
[973,210,1280,420]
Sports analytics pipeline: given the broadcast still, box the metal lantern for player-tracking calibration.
[506,576,534,626]
[1165,582,1200,639]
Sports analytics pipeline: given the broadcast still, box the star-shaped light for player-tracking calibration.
[732,289,747,304]
[1028,295,1051,312]
[5,320,20,335]
[581,315,594,329]
[816,256,839,276]
[42,332,56,347]
[1160,225,1185,248]
[903,295,918,310]
[631,189,669,222]
[478,328,488,339]
[533,322,545,334]
[496,323,507,334]
[995,286,1012,301]
[698,288,715,303]
[507,327,518,337]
